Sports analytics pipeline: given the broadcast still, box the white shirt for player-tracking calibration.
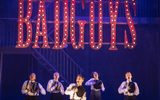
[118,81,140,96]
[65,83,86,100]
[21,80,46,96]
[47,79,64,94]
[85,78,105,91]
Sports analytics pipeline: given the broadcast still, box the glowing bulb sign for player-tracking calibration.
[16,0,137,50]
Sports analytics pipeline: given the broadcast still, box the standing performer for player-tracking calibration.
[85,72,105,100]
[118,72,140,100]
[47,72,64,100]
[65,74,86,100]
[21,73,46,100]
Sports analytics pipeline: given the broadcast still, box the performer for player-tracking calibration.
[21,73,46,100]
[47,72,64,100]
[65,74,86,100]
[118,72,140,100]
[85,72,105,100]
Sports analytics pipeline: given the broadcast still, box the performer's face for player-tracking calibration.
[29,73,36,81]
[76,76,84,86]
[93,72,99,80]
[54,72,59,80]
[125,72,132,81]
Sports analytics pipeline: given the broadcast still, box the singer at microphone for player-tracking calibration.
[65,74,86,100]
[118,72,140,100]
[47,72,64,100]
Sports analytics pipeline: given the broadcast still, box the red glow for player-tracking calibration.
[53,0,69,49]
[90,0,103,50]
[124,0,136,49]
[70,0,86,49]
[108,0,119,50]
[16,0,137,50]
[16,0,32,48]
[33,0,49,48]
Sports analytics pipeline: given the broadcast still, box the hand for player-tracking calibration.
[125,86,130,92]
[91,80,96,85]
[127,86,130,90]
[124,88,129,93]
[51,84,57,91]
[28,91,35,96]
[57,85,61,90]
[128,92,134,96]
[55,83,58,87]
[74,88,78,92]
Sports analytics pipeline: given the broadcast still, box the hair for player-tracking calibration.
[29,73,36,80]
[77,74,84,80]
[125,72,132,75]
[92,71,98,77]
[54,72,59,75]
[30,73,36,77]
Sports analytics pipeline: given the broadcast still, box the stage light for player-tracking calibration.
[53,0,69,49]
[108,0,119,50]
[33,0,50,48]
[16,0,137,50]
[16,0,32,48]
[89,0,103,50]
[70,0,86,49]
[124,0,136,49]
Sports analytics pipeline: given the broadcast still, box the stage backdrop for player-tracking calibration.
[0,0,160,100]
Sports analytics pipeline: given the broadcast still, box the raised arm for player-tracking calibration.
[60,83,65,95]
[101,82,105,91]
[85,78,95,86]
[21,81,28,94]
[118,81,127,94]
[65,83,75,95]
[134,82,140,96]
[81,92,87,100]
[38,83,46,95]
[47,80,53,92]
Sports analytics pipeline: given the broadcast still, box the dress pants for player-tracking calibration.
[124,95,136,100]
[50,93,63,100]
[25,95,38,100]
[90,90,101,100]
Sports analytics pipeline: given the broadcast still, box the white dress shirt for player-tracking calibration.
[65,83,86,100]
[118,80,140,96]
[47,79,64,95]
[21,80,46,96]
[85,78,105,91]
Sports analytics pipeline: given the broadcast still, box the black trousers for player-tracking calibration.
[124,96,136,100]
[50,93,63,100]
[90,90,101,100]
[25,95,38,100]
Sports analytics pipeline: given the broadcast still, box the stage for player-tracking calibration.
[0,0,160,100]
